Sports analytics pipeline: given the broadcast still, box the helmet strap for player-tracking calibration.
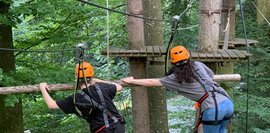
[78,78,92,84]
[174,59,189,66]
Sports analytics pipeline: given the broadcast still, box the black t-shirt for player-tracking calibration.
[56,82,121,132]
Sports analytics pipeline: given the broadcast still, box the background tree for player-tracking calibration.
[0,1,23,133]
[256,0,270,25]
[143,0,169,132]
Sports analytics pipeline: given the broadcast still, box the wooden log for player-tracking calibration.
[0,74,241,95]
[0,84,74,94]
[213,74,241,81]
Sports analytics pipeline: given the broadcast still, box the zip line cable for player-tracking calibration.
[0,0,196,55]
[0,1,196,59]
[106,0,111,79]
[76,0,163,22]
[0,47,77,53]
[165,0,195,74]
[238,0,250,132]
[112,3,126,9]
[14,13,73,57]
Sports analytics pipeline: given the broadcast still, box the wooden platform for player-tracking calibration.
[219,38,258,48]
[101,46,251,62]
[101,46,166,57]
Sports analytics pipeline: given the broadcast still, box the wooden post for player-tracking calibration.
[126,0,150,132]
[219,0,235,133]
[143,0,169,132]
[198,0,223,132]
[198,0,222,53]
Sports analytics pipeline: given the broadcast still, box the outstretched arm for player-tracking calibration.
[121,77,163,87]
[39,83,59,109]
[92,78,122,92]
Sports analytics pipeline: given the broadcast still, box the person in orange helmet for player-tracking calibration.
[122,46,233,133]
[39,61,125,133]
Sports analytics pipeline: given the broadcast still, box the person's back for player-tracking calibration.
[121,45,234,133]
[56,82,125,132]
[39,61,125,133]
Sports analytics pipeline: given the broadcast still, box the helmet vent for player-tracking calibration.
[174,51,182,54]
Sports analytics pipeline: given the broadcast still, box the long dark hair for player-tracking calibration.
[173,60,197,83]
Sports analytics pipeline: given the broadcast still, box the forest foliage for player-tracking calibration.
[0,0,269,132]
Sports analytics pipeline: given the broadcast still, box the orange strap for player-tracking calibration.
[194,93,209,109]
[94,125,106,133]
[193,102,200,109]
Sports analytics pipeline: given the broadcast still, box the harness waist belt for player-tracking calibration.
[202,114,234,125]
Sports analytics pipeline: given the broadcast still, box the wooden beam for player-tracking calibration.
[0,74,241,95]
[0,84,74,95]
[213,74,241,81]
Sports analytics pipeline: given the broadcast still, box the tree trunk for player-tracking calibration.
[197,0,223,132]
[126,0,150,132]
[198,0,222,53]
[256,0,270,25]
[219,0,235,133]
[0,2,24,133]
[143,0,169,133]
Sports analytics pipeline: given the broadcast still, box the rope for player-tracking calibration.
[77,0,163,22]
[223,10,231,49]
[252,1,270,26]
[164,0,195,74]
[238,0,250,132]
[178,24,199,31]
[0,47,77,53]
[106,0,110,79]
[15,13,72,57]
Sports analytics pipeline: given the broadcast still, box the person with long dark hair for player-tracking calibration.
[121,46,234,133]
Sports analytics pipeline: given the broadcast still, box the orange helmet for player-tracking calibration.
[75,61,94,79]
[170,46,190,63]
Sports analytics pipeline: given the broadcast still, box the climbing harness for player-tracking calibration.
[192,63,233,133]
[74,72,123,132]
[73,44,124,133]
[77,84,120,133]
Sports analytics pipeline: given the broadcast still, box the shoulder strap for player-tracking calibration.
[93,84,110,128]
[192,63,212,92]
[80,84,118,128]
[78,91,105,110]
[192,63,231,98]
[94,84,119,127]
